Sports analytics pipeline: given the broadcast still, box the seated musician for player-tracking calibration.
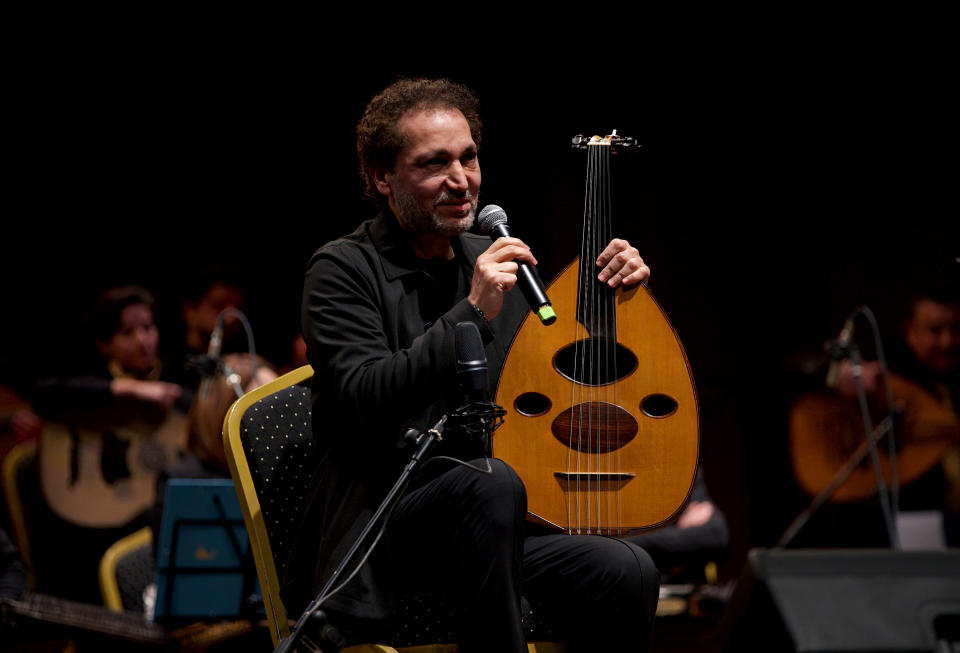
[835,278,960,544]
[32,286,190,417]
[163,270,249,389]
[786,273,959,548]
[23,286,194,603]
[284,78,660,652]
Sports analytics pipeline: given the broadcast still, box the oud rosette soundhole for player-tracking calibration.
[514,392,552,417]
[640,393,679,418]
[552,338,638,385]
[550,402,638,452]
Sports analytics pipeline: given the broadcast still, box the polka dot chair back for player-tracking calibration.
[237,381,315,579]
[222,365,315,646]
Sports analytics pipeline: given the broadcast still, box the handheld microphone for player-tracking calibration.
[477,205,556,325]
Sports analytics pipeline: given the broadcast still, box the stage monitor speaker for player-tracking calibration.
[719,548,960,652]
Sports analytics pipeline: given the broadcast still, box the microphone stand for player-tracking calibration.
[776,414,893,548]
[776,342,900,549]
[846,345,900,548]
[273,415,448,653]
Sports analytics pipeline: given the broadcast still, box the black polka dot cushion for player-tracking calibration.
[115,543,154,613]
[239,384,316,579]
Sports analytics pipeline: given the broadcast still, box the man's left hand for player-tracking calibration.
[596,239,650,288]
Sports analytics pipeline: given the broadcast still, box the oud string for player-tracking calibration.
[597,143,608,533]
[570,142,592,534]
[597,141,607,534]
[585,141,599,533]
[600,141,611,534]
[585,143,594,534]
[603,141,621,536]
[595,141,610,532]
[581,145,603,533]
[588,141,602,533]
[568,135,631,536]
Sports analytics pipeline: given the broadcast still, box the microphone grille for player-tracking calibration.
[455,321,486,365]
[477,204,508,233]
[455,321,488,394]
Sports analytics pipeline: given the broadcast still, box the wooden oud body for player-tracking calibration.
[39,408,187,528]
[493,258,699,534]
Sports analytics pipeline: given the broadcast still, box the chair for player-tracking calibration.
[99,526,154,613]
[223,365,565,652]
[2,439,37,590]
[223,365,311,647]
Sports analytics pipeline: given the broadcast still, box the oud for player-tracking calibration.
[790,372,960,502]
[493,132,699,535]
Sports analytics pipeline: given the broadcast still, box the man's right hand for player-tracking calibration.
[467,237,538,320]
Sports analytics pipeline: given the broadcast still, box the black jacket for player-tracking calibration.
[285,211,527,618]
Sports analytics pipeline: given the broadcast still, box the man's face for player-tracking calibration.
[376,108,480,237]
[99,303,159,374]
[905,298,960,375]
[184,282,246,339]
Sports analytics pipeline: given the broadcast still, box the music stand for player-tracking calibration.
[154,478,260,622]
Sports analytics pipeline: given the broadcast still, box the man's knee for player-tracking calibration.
[579,538,659,611]
[457,459,526,530]
[612,540,660,611]
[524,537,659,650]
[473,458,525,502]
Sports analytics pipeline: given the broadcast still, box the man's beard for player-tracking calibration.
[393,185,477,237]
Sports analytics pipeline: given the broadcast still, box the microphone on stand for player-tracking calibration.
[452,321,505,452]
[455,321,489,400]
[477,204,556,325]
[198,318,225,398]
[824,317,855,389]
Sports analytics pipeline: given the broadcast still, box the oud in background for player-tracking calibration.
[288,78,659,653]
[790,273,960,547]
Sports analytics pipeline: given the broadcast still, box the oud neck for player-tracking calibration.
[577,139,615,338]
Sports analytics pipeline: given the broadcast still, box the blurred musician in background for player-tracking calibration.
[839,280,960,542]
[790,270,960,548]
[10,286,192,602]
[33,286,190,416]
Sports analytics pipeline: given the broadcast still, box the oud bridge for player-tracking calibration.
[553,471,635,483]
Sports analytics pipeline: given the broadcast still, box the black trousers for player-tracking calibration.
[388,458,660,653]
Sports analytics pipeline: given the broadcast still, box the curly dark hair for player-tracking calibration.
[357,77,482,205]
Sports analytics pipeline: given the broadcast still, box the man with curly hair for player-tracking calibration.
[289,77,658,652]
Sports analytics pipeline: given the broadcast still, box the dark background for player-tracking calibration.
[4,31,956,579]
